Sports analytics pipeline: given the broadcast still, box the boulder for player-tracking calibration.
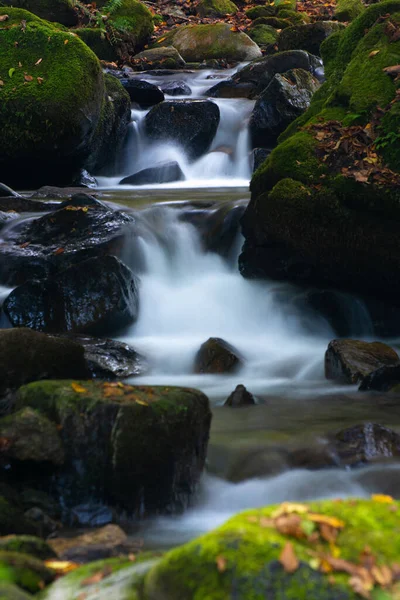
[48,524,128,561]
[248,24,279,47]
[324,339,400,384]
[120,161,185,185]
[0,9,130,187]
[75,28,119,62]
[278,21,344,55]
[161,81,192,96]
[0,328,88,398]
[252,16,292,29]
[277,8,310,24]
[197,0,238,17]
[155,23,262,62]
[246,5,276,19]
[120,79,164,107]
[0,183,20,198]
[359,363,400,392]
[144,100,220,161]
[0,496,39,536]
[194,337,243,374]
[224,384,256,407]
[132,46,186,70]
[0,408,64,465]
[253,148,272,171]
[335,0,364,21]
[103,0,154,55]
[0,536,56,561]
[0,0,78,26]
[16,381,212,515]
[143,499,400,600]
[249,68,319,147]
[0,194,134,286]
[4,255,139,335]
[334,423,400,465]
[0,551,54,593]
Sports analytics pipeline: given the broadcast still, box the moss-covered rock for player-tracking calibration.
[75,28,119,62]
[0,0,78,26]
[0,536,56,561]
[335,0,364,21]
[0,551,54,593]
[252,16,292,28]
[105,0,154,55]
[132,46,185,70]
[144,498,400,600]
[277,7,310,24]
[245,4,276,20]
[155,23,262,62]
[0,8,129,187]
[16,381,211,516]
[197,0,238,17]
[278,21,344,55]
[248,24,278,46]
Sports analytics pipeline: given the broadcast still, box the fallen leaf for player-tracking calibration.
[54,247,64,255]
[275,514,305,539]
[271,502,308,519]
[0,80,3,86]
[35,58,43,65]
[71,382,88,394]
[44,560,79,574]
[8,68,15,78]
[383,65,400,75]
[0,14,9,21]
[371,494,394,504]
[308,514,345,529]
[19,241,30,248]
[369,50,380,57]
[24,74,33,82]
[64,39,69,44]
[349,575,372,599]
[371,565,393,586]
[279,542,299,573]
[216,555,227,572]
[37,77,44,84]
[81,567,112,587]
[135,398,149,406]
[319,523,339,543]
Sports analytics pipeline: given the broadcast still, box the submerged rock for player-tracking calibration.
[144,100,220,161]
[120,79,165,107]
[16,381,211,515]
[324,339,400,384]
[120,161,185,185]
[335,423,400,465]
[224,384,256,407]
[161,81,192,96]
[194,337,243,374]
[4,255,139,336]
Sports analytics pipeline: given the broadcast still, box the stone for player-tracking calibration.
[335,0,364,21]
[103,0,154,55]
[1,0,78,26]
[4,255,139,336]
[0,407,64,465]
[16,381,212,515]
[75,28,119,62]
[120,79,165,107]
[249,68,319,147]
[359,364,400,392]
[144,100,220,161]
[0,536,57,561]
[132,46,186,70]
[334,423,400,466]
[253,148,272,171]
[23,508,61,538]
[197,0,238,17]
[120,161,185,185]
[224,385,256,407]
[0,583,33,600]
[155,23,262,63]
[194,337,243,374]
[278,21,344,55]
[0,183,21,198]
[0,497,39,537]
[161,81,192,96]
[248,24,279,47]
[49,524,128,561]
[324,339,400,384]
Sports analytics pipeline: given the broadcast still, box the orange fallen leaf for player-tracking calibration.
[37,77,44,84]
[319,523,339,543]
[64,39,69,45]
[308,514,345,529]
[275,514,305,539]
[81,567,112,587]
[71,382,88,394]
[371,565,393,586]
[24,75,33,82]
[371,494,394,504]
[279,542,299,573]
[369,50,380,57]
[383,65,400,75]
[216,555,227,572]
[0,14,9,21]
[271,502,308,518]
[54,247,64,255]
[44,560,79,574]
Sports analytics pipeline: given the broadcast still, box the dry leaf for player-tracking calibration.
[308,514,345,529]
[54,247,64,255]
[279,542,299,573]
[71,382,88,394]
[81,567,112,587]
[24,74,33,82]
[64,39,69,44]
[37,77,44,84]
[349,575,372,599]
[44,560,79,574]
[371,565,393,586]
[369,50,380,57]
[383,65,400,75]
[319,523,339,543]
[135,398,149,406]
[35,58,43,65]
[275,514,305,539]
[371,494,394,504]
[216,555,227,572]
[271,502,308,518]
[0,14,9,21]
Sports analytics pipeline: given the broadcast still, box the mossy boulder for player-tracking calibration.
[155,23,262,62]
[245,4,276,20]
[104,0,153,55]
[0,8,130,187]
[335,0,364,21]
[0,536,56,561]
[277,8,310,24]
[132,46,186,70]
[278,21,344,55]
[16,381,211,516]
[0,551,54,593]
[251,16,292,29]
[0,0,78,26]
[144,498,400,600]
[240,1,400,304]
[75,28,119,62]
[197,0,238,17]
[248,24,278,46]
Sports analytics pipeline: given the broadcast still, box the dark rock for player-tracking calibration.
[144,100,220,161]
[206,79,256,99]
[359,364,400,392]
[224,385,255,407]
[23,508,61,538]
[161,81,192,96]
[0,194,134,286]
[324,339,400,384]
[194,337,243,374]
[278,22,344,56]
[0,183,21,198]
[0,407,64,465]
[199,202,246,257]
[0,197,58,212]
[120,161,185,185]
[17,381,212,516]
[120,79,165,107]
[30,186,93,200]
[0,328,88,399]
[4,255,139,336]
[334,423,400,466]
[1,0,78,26]
[132,47,186,70]
[0,496,39,537]
[0,536,57,561]
[249,68,319,147]
[252,147,272,172]
[72,169,98,189]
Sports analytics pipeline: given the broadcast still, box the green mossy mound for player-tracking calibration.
[75,28,119,62]
[335,0,364,22]
[246,4,276,20]
[16,381,211,515]
[278,21,344,56]
[0,0,77,26]
[144,498,400,600]
[106,0,154,54]
[0,551,54,593]
[252,16,292,28]
[155,23,262,62]
[276,8,310,24]
[197,0,238,17]
[241,1,400,301]
[0,536,56,561]
[248,23,278,46]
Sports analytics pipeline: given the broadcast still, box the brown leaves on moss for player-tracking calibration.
[279,542,299,573]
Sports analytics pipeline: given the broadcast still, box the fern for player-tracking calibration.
[102,0,124,16]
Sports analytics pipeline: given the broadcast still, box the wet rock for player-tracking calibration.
[194,337,243,374]
[29,186,92,200]
[249,68,319,147]
[161,81,192,96]
[0,551,54,593]
[324,339,400,384]
[49,524,128,562]
[0,210,19,230]
[0,194,134,286]
[156,23,262,62]
[132,47,186,70]
[20,489,61,521]
[334,423,400,466]
[206,80,256,99]
[0,536,57,561]
[120,79,165,108]
[278,22,344,56]
[0,328,88,399]
[0,407,64,465]
[0,496,39,536]
[224,385,256,407]
[62,334,147,379]
[0,196,58,212]
[0,183,21,198]
[4,255,139,336]
[120,161,185,185]
[72,169,98,189]
[144,100,220,161]
[23,508,61,538]
[359,364,400,392]
[252,147,272,172]
[16,381,212,515]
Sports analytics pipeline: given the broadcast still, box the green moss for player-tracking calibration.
[75,27,119,61]
[0,551,54,593]
[197,0,238,17]
[320,29,345,78]
[251,16,291,28]
[246,5,276,20]
[248,24,278,46]
[107,0,153,49]
[335,0,364,21]
[378,100,400,172]
[276,8,309,23]
[0,537,56,561]
[145,499,400,600]
[0,582,33,600]
[0,0,77,26]
[274,0,296,8]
